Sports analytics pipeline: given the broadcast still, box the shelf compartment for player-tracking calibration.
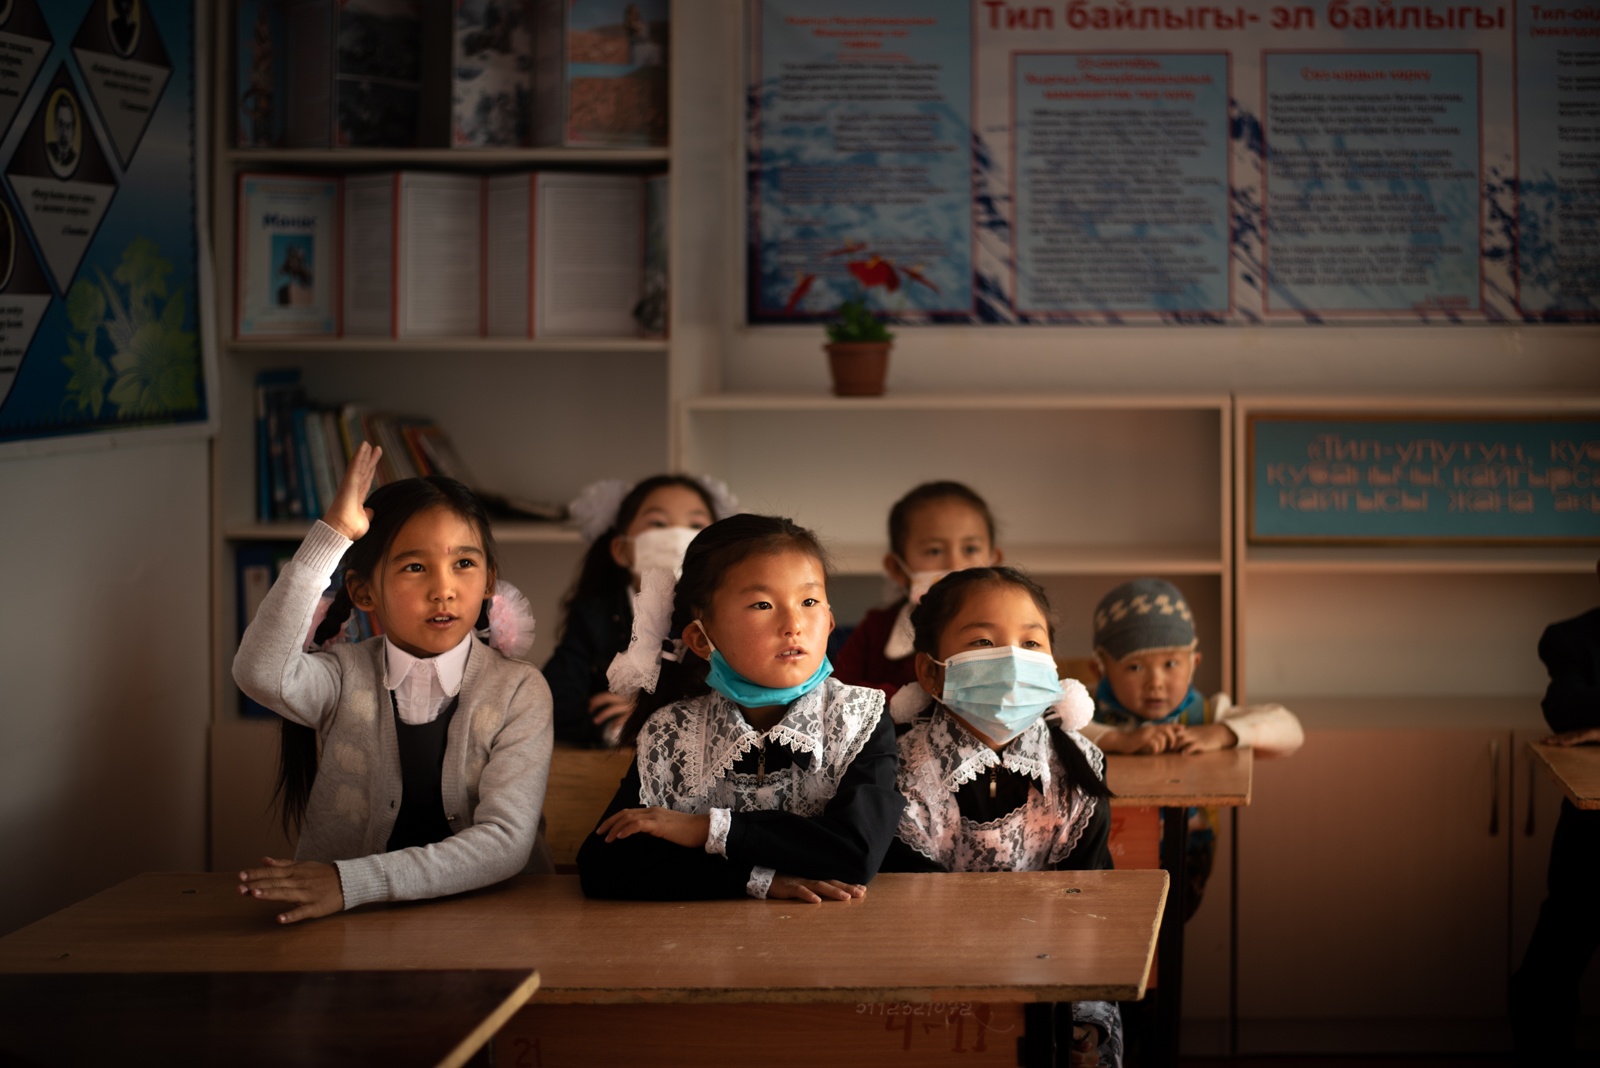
[825,541,1223,576]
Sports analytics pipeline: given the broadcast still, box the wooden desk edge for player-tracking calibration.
[1529,743,1600,811]
[441,969,539,1068]
[521,981,1150,1006]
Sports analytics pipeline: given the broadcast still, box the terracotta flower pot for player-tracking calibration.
[824,341,891,397]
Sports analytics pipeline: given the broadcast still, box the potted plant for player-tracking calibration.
[823,297,894,396]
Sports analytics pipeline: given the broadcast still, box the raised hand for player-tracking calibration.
[323,441,382,540]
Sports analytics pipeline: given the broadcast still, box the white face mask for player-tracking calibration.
[630,526,699,579]
[895,557,950,606]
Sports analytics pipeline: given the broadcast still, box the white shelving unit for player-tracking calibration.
[1230,394,1600,1052]
[676,391,1234,694]
[205,10,679,871]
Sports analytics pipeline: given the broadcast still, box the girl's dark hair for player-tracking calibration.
[277,476,499,835]
[887,481,997,558]
[561,475,721,624]
[909,567,1111,801]
[618,513,829,744]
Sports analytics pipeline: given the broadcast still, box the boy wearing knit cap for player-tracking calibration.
[1082,578,1303,919]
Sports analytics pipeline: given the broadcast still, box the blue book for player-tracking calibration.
[291,406,320,517]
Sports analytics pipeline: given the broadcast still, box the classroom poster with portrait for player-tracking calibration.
[0,0,204,451]
[748,0,1600,325]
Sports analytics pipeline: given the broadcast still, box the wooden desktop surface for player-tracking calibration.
[1105,747,1253,807]
[0,870,1167,1005]
[1529,743,1600,810]
[0,969,538,1068]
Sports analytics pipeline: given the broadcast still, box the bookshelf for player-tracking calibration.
[206,6,678,871]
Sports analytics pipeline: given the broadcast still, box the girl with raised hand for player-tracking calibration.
[577,513,904,903]
[233,442,554,923]
[547,475,736,746]
[882,567,1120,1067]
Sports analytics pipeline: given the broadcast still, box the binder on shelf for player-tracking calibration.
[235,173,340,338]
[343,172,485,338]
[282,0,449,148]
[532,0,668,148]
[637,172,668,337]
[453,0,533,148]
[485,172,643,338]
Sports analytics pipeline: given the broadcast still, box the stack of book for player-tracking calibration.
[235,0,668,150]
[236,170,666,339]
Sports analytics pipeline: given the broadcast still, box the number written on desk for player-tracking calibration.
[861,1002,1007,1054]
[511,1036,541,1067]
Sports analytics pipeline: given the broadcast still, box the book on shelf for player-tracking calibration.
[637,172,668,337]
[485,171,644,337]
[453,0,533,147]
[280,0,450,148]
[253,372,566,524]
[532,0,668,148]
[236,173,340,338]
[344,172,484,338]
[236,0,288,148]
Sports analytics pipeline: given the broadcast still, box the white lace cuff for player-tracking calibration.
[705,808,732,856]
[746,865,776,899]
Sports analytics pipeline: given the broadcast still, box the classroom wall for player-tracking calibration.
[0,440,210,935]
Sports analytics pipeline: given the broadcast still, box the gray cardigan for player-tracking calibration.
[233,521,554,909]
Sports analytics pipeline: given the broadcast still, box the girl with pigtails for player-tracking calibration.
[546,475,737,747]
[232,443,554,923]
[576,513,904,903]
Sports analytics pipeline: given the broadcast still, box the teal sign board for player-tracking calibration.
[1248,415,1600,543]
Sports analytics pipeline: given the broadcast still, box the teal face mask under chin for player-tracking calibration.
[935,645,1065,744]
[694,621,833,708]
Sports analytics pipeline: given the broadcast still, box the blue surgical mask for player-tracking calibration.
[935,646,1064,744]
[694,621,833,709]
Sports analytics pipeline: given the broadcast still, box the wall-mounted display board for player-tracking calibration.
[747,0,1598,325]
[0,0,207,453]
[1247,413,1600,543]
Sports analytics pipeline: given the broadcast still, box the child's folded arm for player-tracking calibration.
[336,668,554,908]
[232,520,349,728]
[1212,695,1304,756]
[723,707,905,885]
[577,756,755,900]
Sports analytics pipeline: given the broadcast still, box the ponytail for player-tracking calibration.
[275,585,354,835]
[1046,718,1112,800]
[619,651,711,745]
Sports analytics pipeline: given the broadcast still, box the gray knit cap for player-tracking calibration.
[1092,579,1196,660]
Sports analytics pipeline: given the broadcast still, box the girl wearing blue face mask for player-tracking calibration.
[881,567,1121,1067]
[576,514,905,903]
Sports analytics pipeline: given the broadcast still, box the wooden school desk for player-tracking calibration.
[1107,747,1254,1066]
[1529,742,1600,810]
[0,870,1166,1068]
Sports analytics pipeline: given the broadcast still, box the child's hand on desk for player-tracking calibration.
[238,857,344,924]
[595,807,711,848]
[767,875,866,903]
[1098,723,1185,754]
[1173,722,1238,754]
[1543,726,1600,746]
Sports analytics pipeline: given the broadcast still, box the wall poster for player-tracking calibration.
[748,0,1600,325]
[0,0,208,452]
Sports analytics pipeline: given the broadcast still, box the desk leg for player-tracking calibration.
[1021,1001,1056,1068]
[1151,805,1187,1068]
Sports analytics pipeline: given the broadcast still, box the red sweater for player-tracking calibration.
[834,602,918,699]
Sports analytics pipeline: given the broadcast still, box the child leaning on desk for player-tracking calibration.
[232,444,554,924]
[878,567,1122,1068]
[1509,566,1600,1067]
[1081,578,1303,920]
[577,513,905,902]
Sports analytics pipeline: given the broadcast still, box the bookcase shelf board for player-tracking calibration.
[224,521,583,546]
[227,337,669,355]
[227,148,670,168]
